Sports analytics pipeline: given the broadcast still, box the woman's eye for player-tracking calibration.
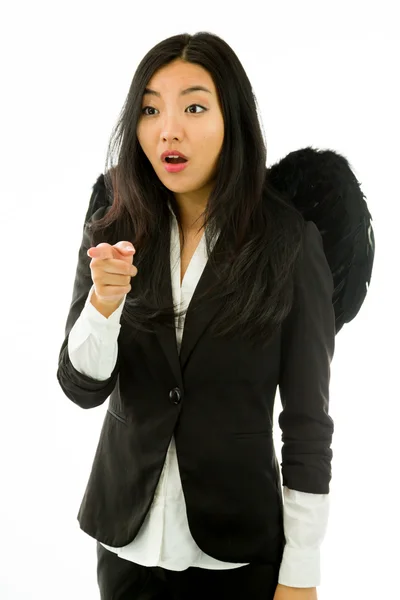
[141,106,157,116]
[186,104,206,114]
[141,104,206,116]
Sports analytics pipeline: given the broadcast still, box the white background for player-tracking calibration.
[1,1,398,598]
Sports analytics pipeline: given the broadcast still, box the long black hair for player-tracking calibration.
[88,31,306,346]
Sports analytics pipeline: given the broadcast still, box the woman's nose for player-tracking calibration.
[160,113,185,138]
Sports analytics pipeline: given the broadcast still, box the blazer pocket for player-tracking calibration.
[107,406,127,424]
[233,429,272,439]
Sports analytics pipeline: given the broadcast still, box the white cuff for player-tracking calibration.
[278,544,320,587]
[84,285,126,328]
[277,487,330,587]
[67,286,126,380]
[68,289,124,353]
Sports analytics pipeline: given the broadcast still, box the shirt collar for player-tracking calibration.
[167,201,175,218]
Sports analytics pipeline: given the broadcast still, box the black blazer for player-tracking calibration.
[57,215,335,566]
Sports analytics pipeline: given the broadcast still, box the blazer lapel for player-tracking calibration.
[179,257,223,371]
[152,222,224,379]
[152,246,184,390]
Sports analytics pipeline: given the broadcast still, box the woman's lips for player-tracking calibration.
[163,160,189,173]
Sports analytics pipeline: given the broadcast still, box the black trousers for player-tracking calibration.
[96,542,280,600]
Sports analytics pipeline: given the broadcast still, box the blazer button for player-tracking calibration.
[169,387,181,405]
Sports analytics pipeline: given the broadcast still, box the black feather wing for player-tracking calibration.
[268,146,375,333]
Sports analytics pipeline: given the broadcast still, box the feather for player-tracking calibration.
[268,146,375,332]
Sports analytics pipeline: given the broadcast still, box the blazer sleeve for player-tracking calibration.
[56,204,120,409]
[278,220,335,494]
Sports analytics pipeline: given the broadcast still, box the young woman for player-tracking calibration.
[57,31,335,600]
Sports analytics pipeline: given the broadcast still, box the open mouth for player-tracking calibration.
[165,157,188,164]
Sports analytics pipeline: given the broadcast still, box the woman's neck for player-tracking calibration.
[174,182,214,233]
[175,199,207,234]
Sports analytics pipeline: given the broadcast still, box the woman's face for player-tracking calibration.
[136,59,224,200]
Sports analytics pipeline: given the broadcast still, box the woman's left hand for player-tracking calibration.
[273,583,318,600]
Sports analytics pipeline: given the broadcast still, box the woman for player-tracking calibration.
[57,31,335,600]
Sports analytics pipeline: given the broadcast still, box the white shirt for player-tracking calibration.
[67,209,330,587]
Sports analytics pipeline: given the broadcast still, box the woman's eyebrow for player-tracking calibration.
[143,85,212,98]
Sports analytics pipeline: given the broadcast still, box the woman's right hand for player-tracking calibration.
[87,241,138,304]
